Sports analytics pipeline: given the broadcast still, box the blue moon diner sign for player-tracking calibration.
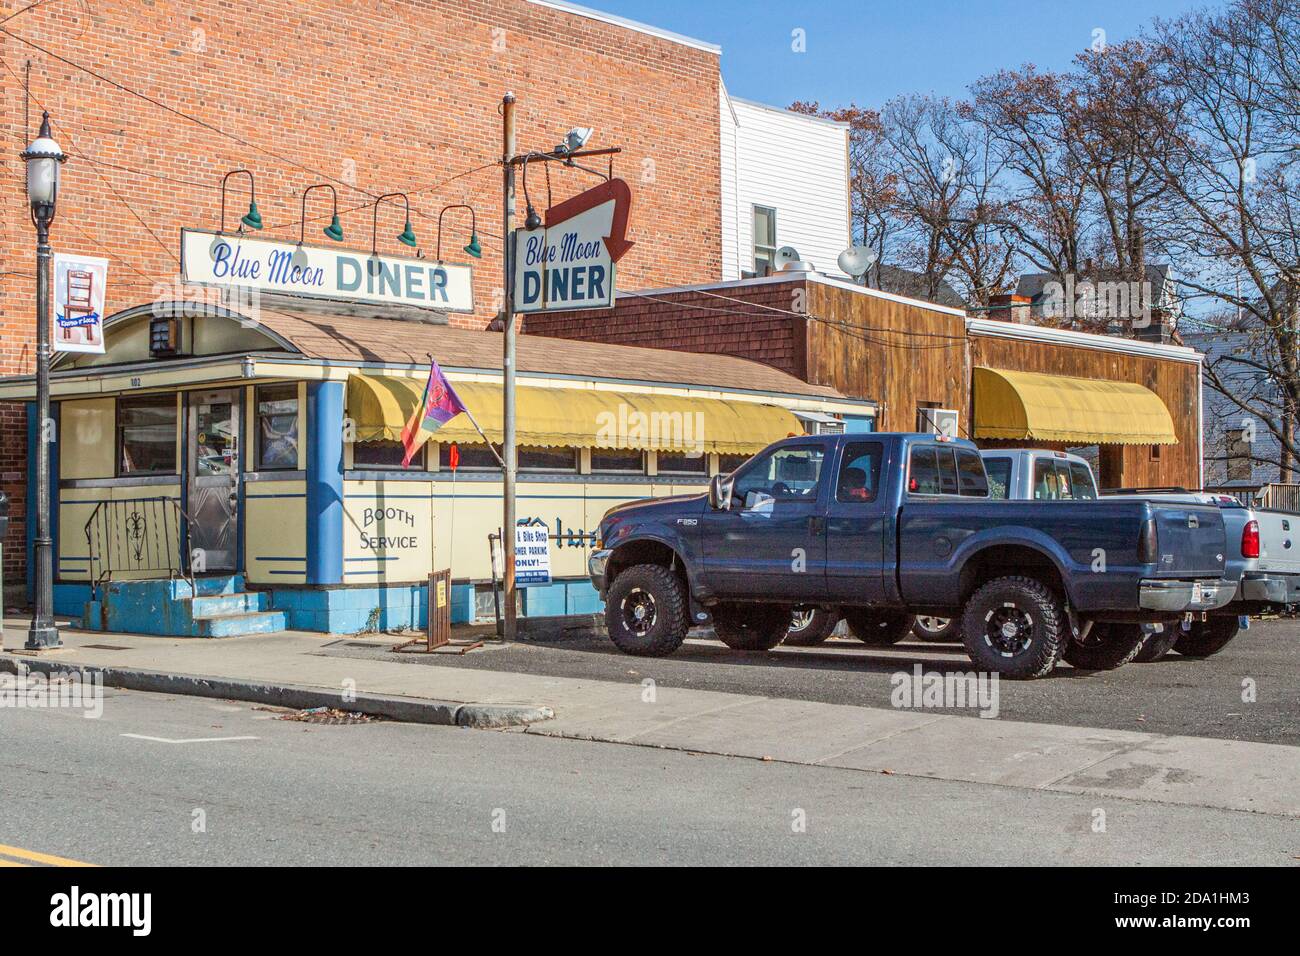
[180,228,475,313]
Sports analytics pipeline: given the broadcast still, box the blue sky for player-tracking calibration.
[587,0,1211,108]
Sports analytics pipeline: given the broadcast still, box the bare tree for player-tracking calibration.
[1143,0,1300,479]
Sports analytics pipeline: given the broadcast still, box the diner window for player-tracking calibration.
[353,440,424,470]
[718,453,751,475]
[656,452,708,475]
[590,448,646,474]
[256,383,299,471]
[118,394,178,476]
[439,442,499,471]
[751,205,777,276]
[519,446,578,472]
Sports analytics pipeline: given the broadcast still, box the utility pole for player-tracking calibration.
[497,94,620,642]
[501,92,518,641]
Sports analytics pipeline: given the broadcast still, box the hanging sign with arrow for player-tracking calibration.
[513,178,634,313]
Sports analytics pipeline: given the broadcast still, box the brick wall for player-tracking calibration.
[0,0,723,587]
[525,279,805,376]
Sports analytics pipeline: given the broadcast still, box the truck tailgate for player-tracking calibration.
[1257,510,1300,574]
[1150,503,1227,577]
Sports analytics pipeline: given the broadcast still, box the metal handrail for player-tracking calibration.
[83,496,197,595]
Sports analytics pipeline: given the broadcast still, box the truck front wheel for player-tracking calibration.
[961,576,1065,679]
[1174,617,1241,658]
[1062,623,1145,671]
[605,564,689,657]
[844,608,913,645]
[712,603,792,651]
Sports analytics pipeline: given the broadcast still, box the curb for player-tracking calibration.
[0,656,554,729]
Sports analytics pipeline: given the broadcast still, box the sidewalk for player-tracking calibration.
[3,617,1298,818]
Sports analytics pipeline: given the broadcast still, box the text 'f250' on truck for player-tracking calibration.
[588,433,1237,679]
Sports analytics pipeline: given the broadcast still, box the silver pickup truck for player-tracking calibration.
[974,448,1299,660]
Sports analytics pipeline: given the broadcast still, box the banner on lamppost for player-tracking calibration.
[513,178,634,313]
[52,253,108,354]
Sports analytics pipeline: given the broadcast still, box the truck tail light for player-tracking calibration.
[1138,517,1158,564]
[1241,520,1260,559]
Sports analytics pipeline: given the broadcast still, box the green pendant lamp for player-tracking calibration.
[463,232,482,259]
[323,214,344,242]
[241,199,263,230]
[398,220,418,247]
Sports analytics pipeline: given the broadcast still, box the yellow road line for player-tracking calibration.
[0,843,95,867]
[0,859,29,867]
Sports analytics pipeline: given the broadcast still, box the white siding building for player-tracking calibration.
[720,84,852,281]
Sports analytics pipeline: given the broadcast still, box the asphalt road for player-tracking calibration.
[322,617,1300,746]
[2,690,1296,866]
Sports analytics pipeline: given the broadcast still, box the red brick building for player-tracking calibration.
[0,0,739,586]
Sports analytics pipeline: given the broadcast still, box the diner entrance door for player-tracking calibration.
[186,388,242,573]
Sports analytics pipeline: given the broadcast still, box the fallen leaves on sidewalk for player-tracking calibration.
[277,707,383,725]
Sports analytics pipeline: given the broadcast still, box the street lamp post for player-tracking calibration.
[22,111,66,650]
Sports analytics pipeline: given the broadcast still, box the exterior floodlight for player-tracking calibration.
[556,126,593,156]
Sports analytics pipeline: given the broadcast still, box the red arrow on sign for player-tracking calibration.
[544,178,635,263]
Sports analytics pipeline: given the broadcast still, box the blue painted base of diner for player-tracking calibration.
[55,577,603,636]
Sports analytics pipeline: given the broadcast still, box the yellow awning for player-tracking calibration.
[346,375,803,454]
[973,367,1177,445]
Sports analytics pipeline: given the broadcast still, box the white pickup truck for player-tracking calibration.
[956,448,1299,661]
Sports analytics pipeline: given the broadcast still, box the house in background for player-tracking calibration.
[1009,265,1181,343]
[1182,328,1289,495]
[720,88,852,280]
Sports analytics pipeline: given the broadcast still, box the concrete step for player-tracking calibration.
[169,575,246,600]
[188,592,268,617]
[193,609,288,638]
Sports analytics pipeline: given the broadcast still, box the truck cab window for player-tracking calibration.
[1033,458,1060,499]
[733,445,825,505]
[1069,461,1098,499]
[956,449,989,497]
[908,446,939,494]
[983,457,1011,499]
[836,442,884,502]
[938,447,960,495]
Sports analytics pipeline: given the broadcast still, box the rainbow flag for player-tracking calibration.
[400,358,467,466]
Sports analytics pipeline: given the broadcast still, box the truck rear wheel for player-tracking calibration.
[1062,623,1145,671]
[1174,617,1241,658]
[604,564,689,657]
[844,608,913,645]
[911,615,959,642]
[712,603,792,651]
[783,606,840,646]
[1133,627,1178,662]
[961,576,1065,679]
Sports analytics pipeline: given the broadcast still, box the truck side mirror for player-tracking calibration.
[708,474,734,511]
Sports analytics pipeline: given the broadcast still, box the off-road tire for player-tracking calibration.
[712,603,792,651]
[604,564,688,657]
[1174,617,1241,658]
[843,608,913,645]
[961,576,1065,679]
[1062,623,1145,671]
[783,606,841,646]
[911,614,960,642]
[1133,628,1179,662]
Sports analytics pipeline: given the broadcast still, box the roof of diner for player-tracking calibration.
[252,307,845,400]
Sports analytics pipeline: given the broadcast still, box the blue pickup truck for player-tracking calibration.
[588,433,1236,678]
